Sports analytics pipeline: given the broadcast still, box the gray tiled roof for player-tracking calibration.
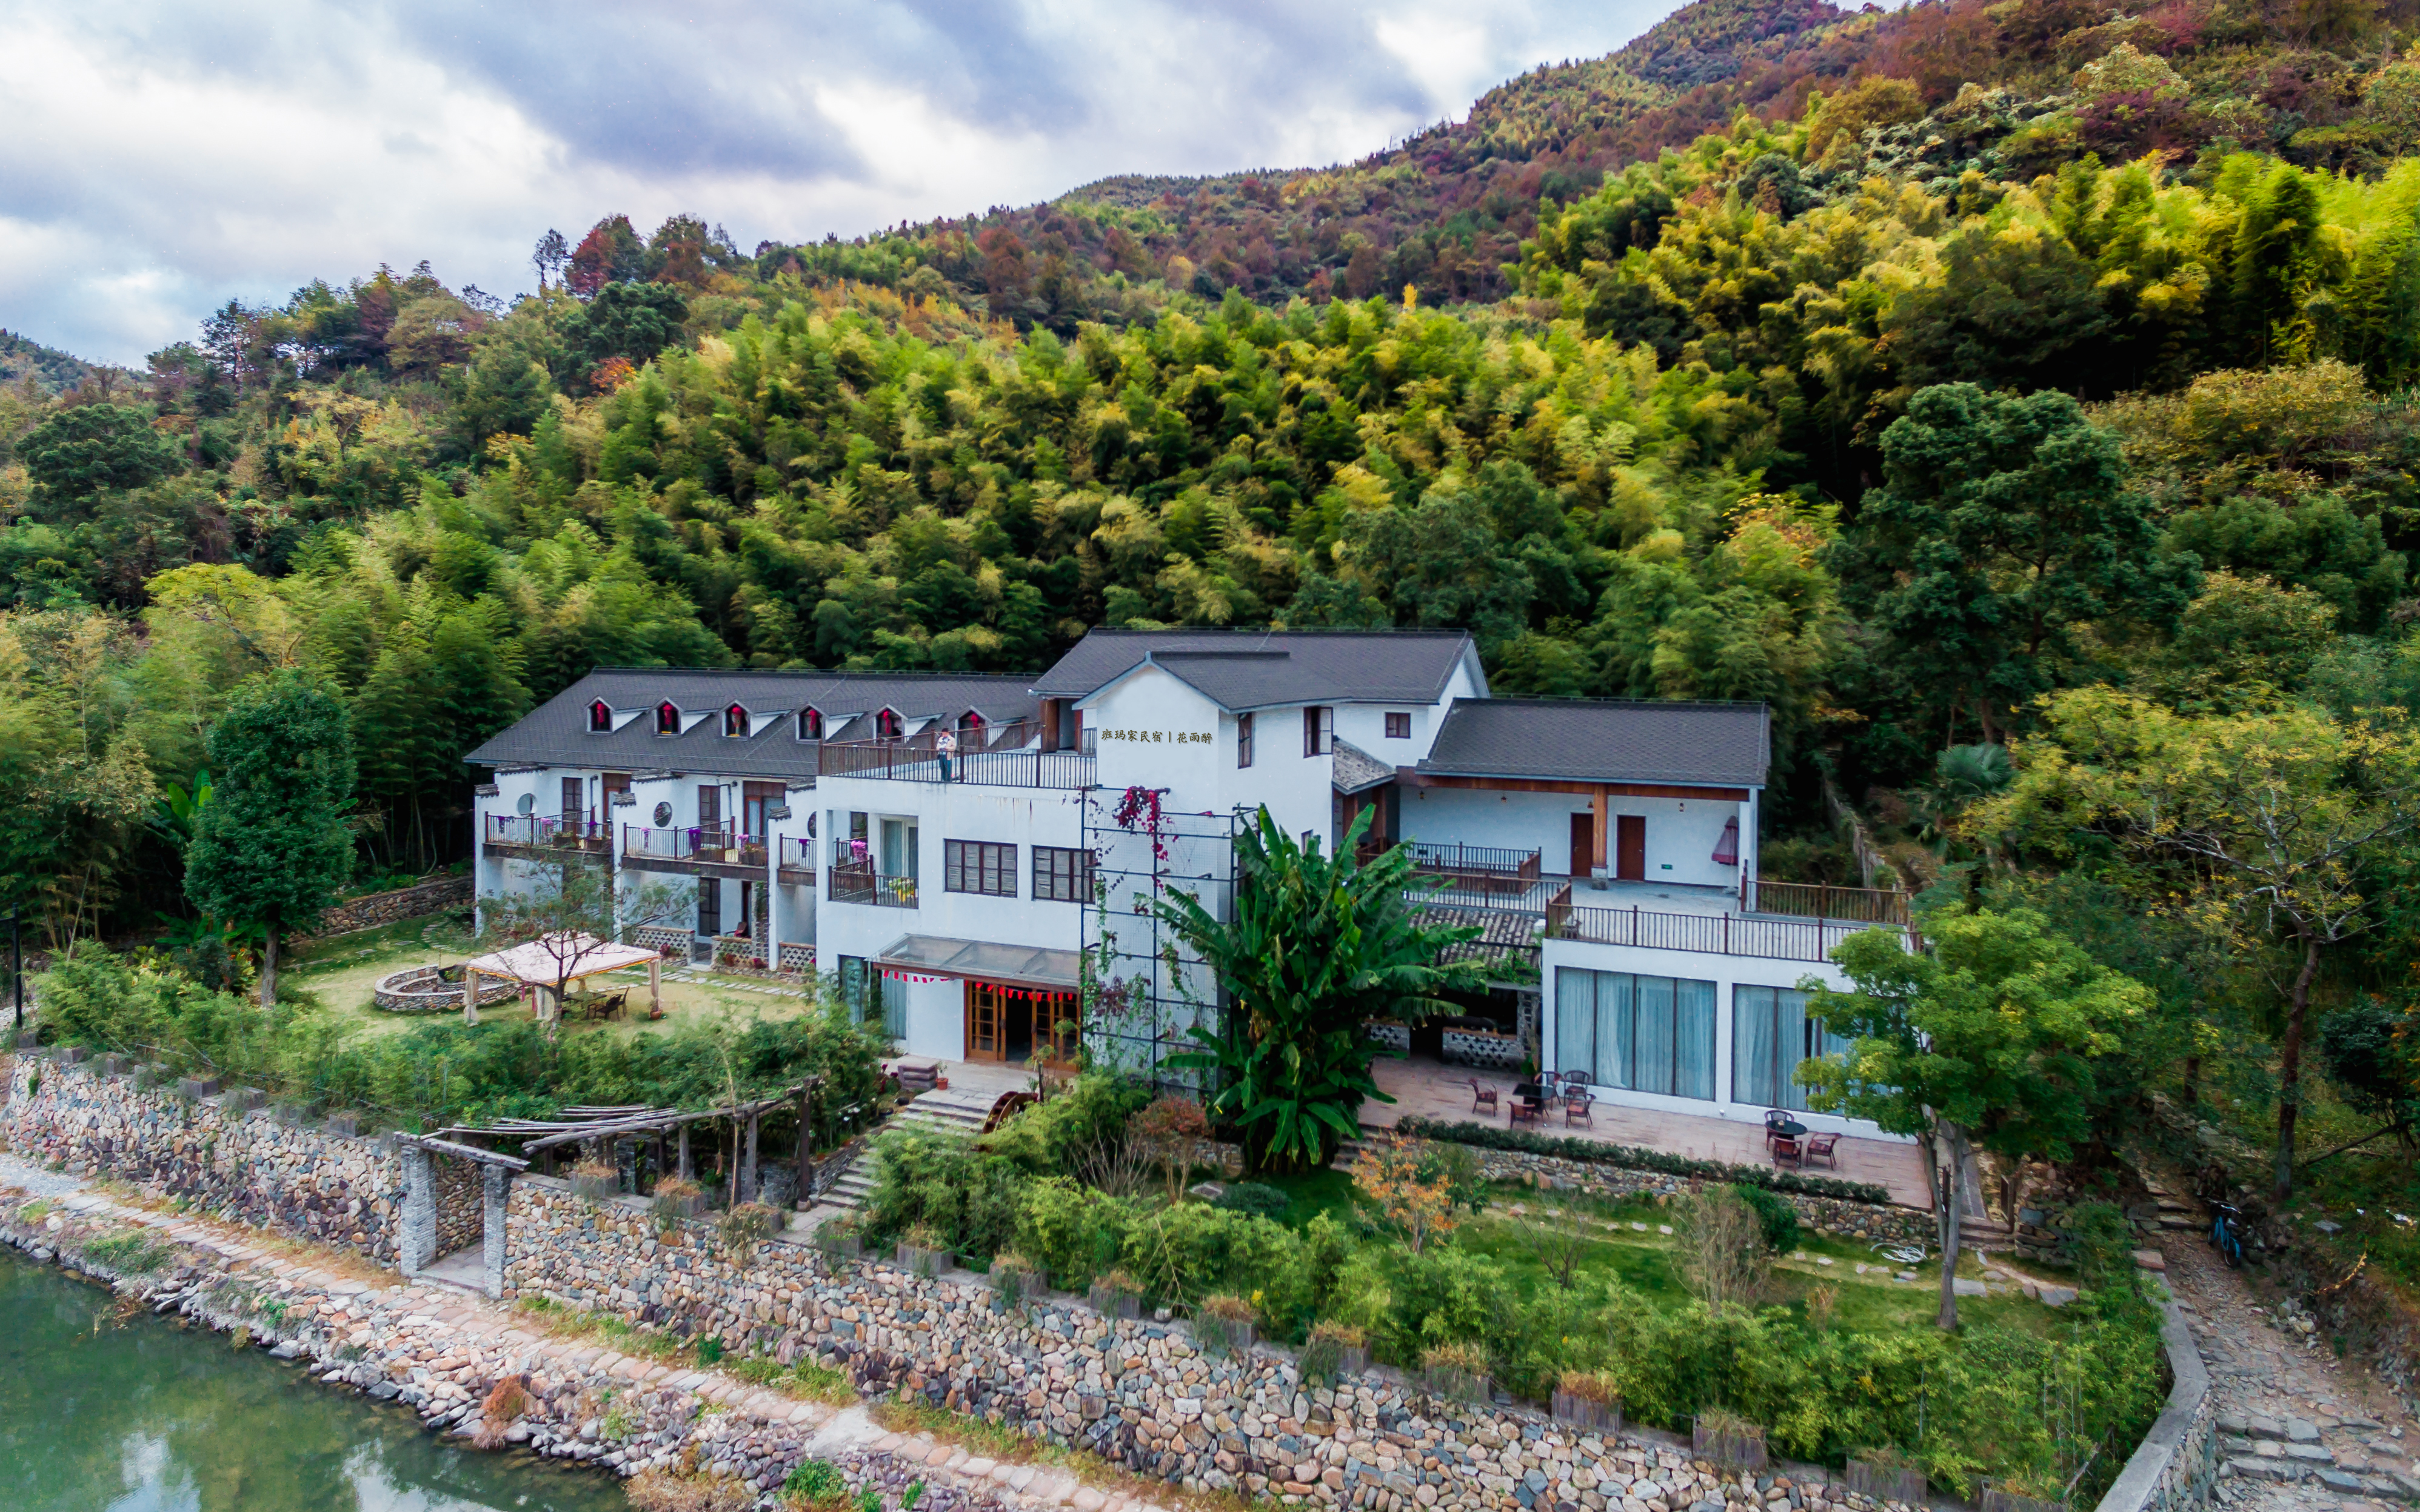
[1331,738,1394,794]
[462,668,1040,780]
[1416,698,1769,788]
[1031,628,1479,708]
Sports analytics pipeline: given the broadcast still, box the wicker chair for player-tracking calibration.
[1770,1134,1804,1170]
[1468,1080,1499,1115]
[1803,1132,1839,1170]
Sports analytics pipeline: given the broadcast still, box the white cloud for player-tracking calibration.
[0,0,1671,365]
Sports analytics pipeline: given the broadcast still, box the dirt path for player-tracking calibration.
[2157,1224,2420,1510]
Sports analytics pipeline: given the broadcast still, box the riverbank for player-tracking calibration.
[0,1154,1208,1512]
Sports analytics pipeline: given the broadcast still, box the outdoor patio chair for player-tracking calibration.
[1802,1132,1839,1170]
[1556,1070,1591,1103]
[1763,1108,1793,1151]
[1508,1096,1542,1129]
[1563,1093,1594,1128]
[1466,1080,1498,1115]
[1770,1134,1803,1170]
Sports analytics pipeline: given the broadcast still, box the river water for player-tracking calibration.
[0,1247,629,1511]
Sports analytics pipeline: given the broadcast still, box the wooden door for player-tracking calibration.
[1569,812,1595,876]
[743,780,782,839]
[1032,992,1079,1068]
[561,776,584,826]
[966,982,1007,1062]
[1616,814,1646,880]
[697,876,721,936]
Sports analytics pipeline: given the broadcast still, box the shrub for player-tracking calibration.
[1731,1182,1802,1254]
[981,1073,1152,1176]
[1212,1181,1289,1219]
[861,1128,1025,1259]
[1674,1187,1771,1310]
[1015,1177,1138,1287]
[719,1202,781,1265]
[784,1460,846,1505]
[629,1468,755,1512]
[1134,1093,1211,1202]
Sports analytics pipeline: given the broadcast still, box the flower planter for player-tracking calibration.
[1421,1366,1491,1404]
[177,1075,221,1101]
[653,1190,709,1220]
[1195,1314,1257,1356]
[818,1230,863,1261]
[1691,1418,1768,1471]
[571,1173,619,1201]
[322,1111,363,1137]
[897,1242,952,1277]
[1980,1484,2064,1512]
[1550,1391,1622,1433]
[1086,1282,1141,1320]
[991,1267,1035,1309]
[1846,1459,1927,1507]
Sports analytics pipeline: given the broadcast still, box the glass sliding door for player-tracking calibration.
[1553,967,1715,1102]
[1731,985,1848,1110]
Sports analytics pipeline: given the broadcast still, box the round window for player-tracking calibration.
[653,801,674,827]
[807,813,818,838]
[515,793,536,816]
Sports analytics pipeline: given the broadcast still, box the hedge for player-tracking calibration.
[1390,1117,1896,1205]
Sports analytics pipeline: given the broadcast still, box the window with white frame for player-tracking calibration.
[655,701,679,734]
[723,703,749,737]
[1302,705,1332,756]
[797,707,823,741]
[589,700,612,732]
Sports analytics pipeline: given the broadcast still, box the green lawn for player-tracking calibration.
[282,913,830,1044]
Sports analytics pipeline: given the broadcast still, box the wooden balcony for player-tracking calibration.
[484,814,611,863]
[620,824,769,880]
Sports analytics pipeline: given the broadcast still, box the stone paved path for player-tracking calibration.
[2159,1228,2420,1511]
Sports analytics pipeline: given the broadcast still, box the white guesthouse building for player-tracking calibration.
[464,629,1913,1139]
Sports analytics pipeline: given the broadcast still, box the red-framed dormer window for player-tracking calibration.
[656,701,679,735]
[589,699,611,733]
[875,708,903,740]
[798,707,823,741]
[724,703,748,738]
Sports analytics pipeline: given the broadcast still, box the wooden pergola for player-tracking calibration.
[458,933,663,1027]
[433,1079,823,1207]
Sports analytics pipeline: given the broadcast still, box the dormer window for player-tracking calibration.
[798,707,823,741]
[724,703,749,738]
[589,700,611,733]
[875,708,903,741]
[656,701,679,735]
[957,711,984,734]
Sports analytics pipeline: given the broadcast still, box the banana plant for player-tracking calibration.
[150,770,214,852]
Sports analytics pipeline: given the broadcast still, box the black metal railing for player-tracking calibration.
[1745,878,1911,925]
[777,835,817,878]
[817,719,1096,788]
[1544,887,1909,962]
[486,814,611,853]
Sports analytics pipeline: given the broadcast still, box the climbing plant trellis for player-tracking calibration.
[1079,791,1241,1088]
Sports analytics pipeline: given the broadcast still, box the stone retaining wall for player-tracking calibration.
[1417,1140,1936,1248]
[2090,1299,2214,1512]
[4,1057,399,1262]
[8,1060,1950,1512]
[298,875,475,940]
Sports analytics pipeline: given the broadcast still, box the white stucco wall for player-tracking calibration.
[1539,936,1902,1140]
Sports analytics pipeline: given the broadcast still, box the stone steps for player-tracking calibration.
[804,1090,1004,1211]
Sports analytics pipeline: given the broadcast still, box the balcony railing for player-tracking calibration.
[621,824,767,869]
[1743,878,1910,925]
[818,719,1096,788]
[486,814,611,853]
[1545,887,1910,962]
[827,864,918,908]
[777,834,817,880]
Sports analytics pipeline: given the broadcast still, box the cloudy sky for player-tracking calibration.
[0,0,1676,366]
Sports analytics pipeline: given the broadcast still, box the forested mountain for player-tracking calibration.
[12,0,2420,985]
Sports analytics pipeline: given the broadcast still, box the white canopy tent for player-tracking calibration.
[460,932,662,1025]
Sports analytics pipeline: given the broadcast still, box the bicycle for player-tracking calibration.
[2210,1201,2247,1268]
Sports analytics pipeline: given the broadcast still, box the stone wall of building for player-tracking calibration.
[297,875,475,941]
[4,1056,399,1262]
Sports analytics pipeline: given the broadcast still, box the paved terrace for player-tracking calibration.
[1362,1055,1935,1209]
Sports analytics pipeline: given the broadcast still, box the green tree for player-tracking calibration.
[1972,687,2420,1201]
[182,672,357,1007]
[1847,383,2195,741]
[18,404,179,511]
[1800,907,2148,1328]
[1162,809,1479,1174]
